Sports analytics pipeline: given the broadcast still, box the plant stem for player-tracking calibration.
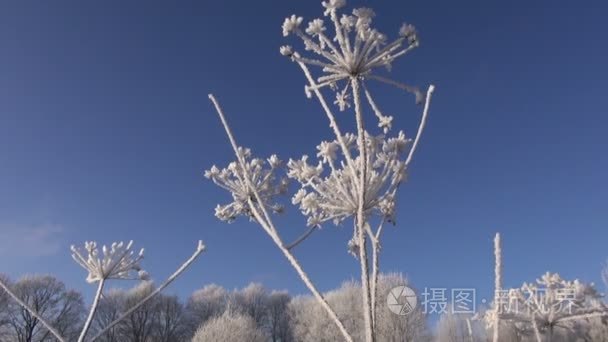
[78,278,105,342]
[493,233,502,342]
[352,77,375,342]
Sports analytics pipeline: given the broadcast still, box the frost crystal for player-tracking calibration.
[281,0,423,131]
[71,240,148,283]
[288,131,410,227]
[205,147,288,223]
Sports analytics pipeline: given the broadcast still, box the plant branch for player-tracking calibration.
[405,85,435,167]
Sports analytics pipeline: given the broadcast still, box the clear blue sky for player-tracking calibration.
[1,0,607,310]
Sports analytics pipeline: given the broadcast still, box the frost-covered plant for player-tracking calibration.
[71,241,149,283]
[288,131,409,229]
[205,148,287,223]
[497,273,607,341]
[206,1,435,341]
[485,234,608,342]
[0,240,205,342]
[281,0,423,132]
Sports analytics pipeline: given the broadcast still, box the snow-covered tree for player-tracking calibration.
[289,274,428,341]
[192,311,267,342]
[184,284,228,337]
[232,283,269,328]
[435,311,477,342]
[205,2,435,341]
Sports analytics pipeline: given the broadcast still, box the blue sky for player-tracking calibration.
[1,0,607,311]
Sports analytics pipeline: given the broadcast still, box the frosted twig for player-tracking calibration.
[405,85,435,167]
[493,233,502,342]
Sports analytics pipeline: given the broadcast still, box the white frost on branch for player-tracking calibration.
[281,0,422,132]
[204,149,288,223]
[71,240,149,283]
[288,131,410,229]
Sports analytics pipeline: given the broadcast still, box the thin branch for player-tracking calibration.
[286,226,317,250]
[89,240,205,342]
[405,85,435,167]
[0,279,67,342]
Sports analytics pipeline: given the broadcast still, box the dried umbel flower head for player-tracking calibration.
[288,130,410,227]
[281,0,423,132]
[71,240,148,283]
[205,147,288,222]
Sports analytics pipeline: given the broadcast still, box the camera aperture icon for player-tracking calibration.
[387,285,417,315]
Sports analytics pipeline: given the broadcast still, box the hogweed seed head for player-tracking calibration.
[288,131,410,228]
[281,1,424,132]
[205,148,288,223]
[71,240,147,283]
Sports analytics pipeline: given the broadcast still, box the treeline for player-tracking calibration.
[0,273,428,342]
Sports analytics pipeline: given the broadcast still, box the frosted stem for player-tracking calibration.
[493,233,502,342]
[89,240,205,342]
[77,278,105,342]
[0,278,67,342]
[352,77,375,342]
[370,219,384,327]
[405,85,435,167]
[209,95,354,342]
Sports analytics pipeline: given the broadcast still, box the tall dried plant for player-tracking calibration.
[205,1,435,340]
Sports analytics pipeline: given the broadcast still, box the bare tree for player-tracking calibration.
[0,274,13,340]
[3,275,84,342]
[151,294,186,342]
